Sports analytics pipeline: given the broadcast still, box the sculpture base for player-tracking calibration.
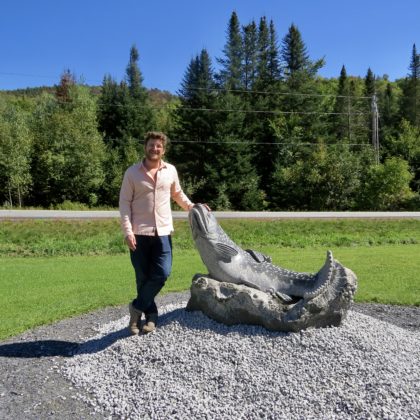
[186,266,357,332]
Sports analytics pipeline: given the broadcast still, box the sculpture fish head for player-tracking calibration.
[188,204,240,273]
[188,204,219,242]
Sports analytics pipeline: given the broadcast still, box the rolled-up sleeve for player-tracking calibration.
[171,167,194,211]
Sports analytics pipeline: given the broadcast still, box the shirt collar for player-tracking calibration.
[139,159,167,172]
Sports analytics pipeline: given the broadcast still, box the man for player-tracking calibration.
[119,131,195,335]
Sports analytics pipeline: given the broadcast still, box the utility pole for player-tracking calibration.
[371,94,379,164]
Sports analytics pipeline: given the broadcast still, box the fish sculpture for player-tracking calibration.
[187,204,357,331]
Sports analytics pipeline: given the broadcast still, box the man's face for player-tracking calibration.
[145,138,165,161]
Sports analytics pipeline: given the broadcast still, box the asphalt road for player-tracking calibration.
[1,209,420,219]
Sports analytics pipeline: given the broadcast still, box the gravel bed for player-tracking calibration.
[0,292,419,420]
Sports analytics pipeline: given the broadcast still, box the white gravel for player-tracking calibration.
[62,302,420,420]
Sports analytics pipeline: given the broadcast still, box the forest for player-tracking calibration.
[1,12,419,211]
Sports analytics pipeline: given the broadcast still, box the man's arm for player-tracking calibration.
[170,168,194,211]
[119,170,136,250]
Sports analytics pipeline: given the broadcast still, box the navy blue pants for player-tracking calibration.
[130,235,172,319]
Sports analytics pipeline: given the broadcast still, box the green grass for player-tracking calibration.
[0,251,204,340]
[1,218,419,339]
[1,244,419,340]
[1,218,419,256]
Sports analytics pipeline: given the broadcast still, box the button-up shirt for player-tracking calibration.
[119,160,193,237]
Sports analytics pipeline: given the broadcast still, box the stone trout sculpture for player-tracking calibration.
[187,204,358,332]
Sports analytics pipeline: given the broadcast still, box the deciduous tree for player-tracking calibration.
[0,99,32,207]
[30,86,105,206]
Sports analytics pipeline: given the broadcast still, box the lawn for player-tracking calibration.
[0,218,419,339]
[1,218,419,256]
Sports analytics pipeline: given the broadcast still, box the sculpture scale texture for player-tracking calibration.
[186,204,358,332]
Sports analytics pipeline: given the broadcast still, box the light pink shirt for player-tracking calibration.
[119,160,193,237]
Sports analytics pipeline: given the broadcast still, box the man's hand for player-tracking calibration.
[192,203,211,211]
[125,234,137,251]
[203,203,211,211]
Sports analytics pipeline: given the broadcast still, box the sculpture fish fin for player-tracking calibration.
[275,291,294,303]
[214,243,239,262]
[267,288,293,303]
[245,249,272,263]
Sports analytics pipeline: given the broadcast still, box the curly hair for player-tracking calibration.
[144,131,169,148]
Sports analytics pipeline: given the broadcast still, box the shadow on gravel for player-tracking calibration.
[7,303,410,360]
[0,308,285,360]
[158,307,290,338]
[0,328,130,358]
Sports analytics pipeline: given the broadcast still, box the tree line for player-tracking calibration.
[1,12,419,210]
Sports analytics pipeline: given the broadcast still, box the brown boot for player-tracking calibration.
[142,321,156,334]
[128,302,142,335]
[142,314,157,334]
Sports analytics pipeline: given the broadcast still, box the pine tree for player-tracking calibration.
[364,68,376,97]
[255,17,270,88]
[383,82,396,125]
[126,45,144,98]
[279,24,324,135]
[379,81,399,140]
[243,17,284,204]
[281,24,324,85]
[400,44,420,126]
[171,49,217,203]
[217,11,243,90]
[333,65,350,140]
[123,45,154,139]
[268,20,281,81]
[96,45,154,205]
[332,65,349,140]
[281,24,309,77]
[269,23,327,208]
[97,75,125,145]
[242,21,258,90]
[364,68,377,144]
[176,49,216,137]
[409,44,420,80]
[98,45,153,146]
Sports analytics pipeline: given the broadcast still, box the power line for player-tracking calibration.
[173,106,368,116]
[93,101,369,116]
[27,98,371,117]
[168,139,372,147]
[188,86,373,100]
[0,71,102,86]
[0,71,373,100]
[0,71,56,80]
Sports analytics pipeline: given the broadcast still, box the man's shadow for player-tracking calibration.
[0,308,187,358]
[0,326,130,358]
[0,307,285,359]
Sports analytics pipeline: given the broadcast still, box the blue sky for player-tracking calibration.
[1,0,419,93]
